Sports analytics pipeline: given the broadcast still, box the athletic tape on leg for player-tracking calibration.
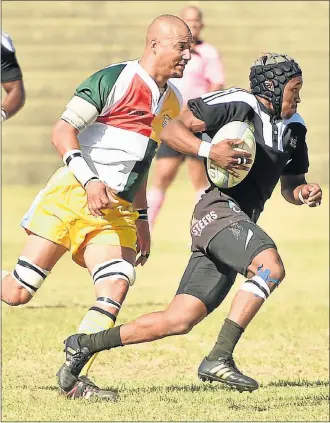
[92,259,136,286]
[11,256,50,296]
[240,275,271,300]
[96,296,122,310]
[257,265,281,285]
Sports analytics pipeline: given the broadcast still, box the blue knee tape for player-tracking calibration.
[257,265,280,285]
[268,277,281,285]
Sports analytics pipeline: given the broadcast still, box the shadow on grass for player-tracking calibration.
[38,379,330,395]
[23,302,166,310]
[36,386,59,392]
[120,383,231,395]
[38,381,329,409]
[268,379,329,388]
[118,379,329,395]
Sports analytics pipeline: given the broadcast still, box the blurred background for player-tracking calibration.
[2,0,329,185]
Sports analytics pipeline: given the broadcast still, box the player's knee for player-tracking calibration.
[166,314,195,335]
[242,254,285,300]
[270,262,285,284]
[3,285,32,306]
[92,259,136,288]
[263,251,286,286]
[2,274,33,306]
[2,257,50,305]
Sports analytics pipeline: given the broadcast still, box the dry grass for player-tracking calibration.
[1,168,329,421]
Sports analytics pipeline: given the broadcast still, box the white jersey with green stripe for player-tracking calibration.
[75,60,182,202]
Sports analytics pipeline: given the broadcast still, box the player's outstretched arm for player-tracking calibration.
[160,110,251,173]
[1,79,25,120]
[280,174,322,207]
[160,109,206,155]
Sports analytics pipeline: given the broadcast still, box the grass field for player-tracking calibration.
[1,169,329,422]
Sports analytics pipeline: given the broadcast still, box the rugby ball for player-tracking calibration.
[207,121,256,188]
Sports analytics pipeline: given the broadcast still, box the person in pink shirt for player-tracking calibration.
[147,5,225,230]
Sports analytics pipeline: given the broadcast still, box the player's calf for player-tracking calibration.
[1,257,50,306]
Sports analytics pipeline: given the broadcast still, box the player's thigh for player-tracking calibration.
[20,233,68,269]
[84,244,136,270]
[153,146,184,190]
[153,157,184,189]
[156,142,185,160]
[186,156,209,191]
[176,251,237,314]
[207,219,276,277]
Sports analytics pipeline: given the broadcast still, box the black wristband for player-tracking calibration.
[137,208,148,220]
[83,176,100,188]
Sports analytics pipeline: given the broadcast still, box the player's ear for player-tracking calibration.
[151,39,157,54]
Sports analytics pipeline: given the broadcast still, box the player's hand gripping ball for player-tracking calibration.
[207,121,256,188]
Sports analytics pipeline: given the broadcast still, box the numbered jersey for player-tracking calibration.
[75,60,182,202]
[1,31,22,83]
[188,88,309,220]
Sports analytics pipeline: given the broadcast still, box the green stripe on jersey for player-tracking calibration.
[74,63,127,113]
[119,139,158,203]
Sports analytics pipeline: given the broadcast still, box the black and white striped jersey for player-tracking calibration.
[188,87,309,221]
[1,31,22,83]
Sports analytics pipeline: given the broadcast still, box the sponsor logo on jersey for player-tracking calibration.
[162,114,171,128]
[191,211,218,237]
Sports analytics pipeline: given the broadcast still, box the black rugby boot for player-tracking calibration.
[198,356,259,393]
[56,334,92,392]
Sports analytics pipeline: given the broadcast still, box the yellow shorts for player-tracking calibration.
[21,167,139,267]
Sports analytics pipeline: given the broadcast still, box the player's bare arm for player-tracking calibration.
[160,109,252,175]
[133,179,150,267]
[1,79,25,120]
[280,174,322,207]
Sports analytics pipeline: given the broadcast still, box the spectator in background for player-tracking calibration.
[1,31,26,121]
[147,5,225,230]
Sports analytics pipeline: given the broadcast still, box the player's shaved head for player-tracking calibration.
[146,14,192,46]
[140,14,192,85]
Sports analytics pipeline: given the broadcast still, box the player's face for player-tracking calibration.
[181,9,204,40]
[156,30,192,79]
[281,76,303,119]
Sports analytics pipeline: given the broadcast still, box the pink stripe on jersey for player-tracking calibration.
[170,41,225,104]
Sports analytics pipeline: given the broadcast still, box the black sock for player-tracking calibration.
[79,325,123,354]
[207,318,244,361]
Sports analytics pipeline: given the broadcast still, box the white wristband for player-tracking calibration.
[1,109,8,121]
[198,141,212,158]
[298,189,305,204]
[63,149,98,187]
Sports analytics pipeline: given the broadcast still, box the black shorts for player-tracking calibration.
[176,251,237,314]
[176,190,276,313]
[156,133,204,161]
